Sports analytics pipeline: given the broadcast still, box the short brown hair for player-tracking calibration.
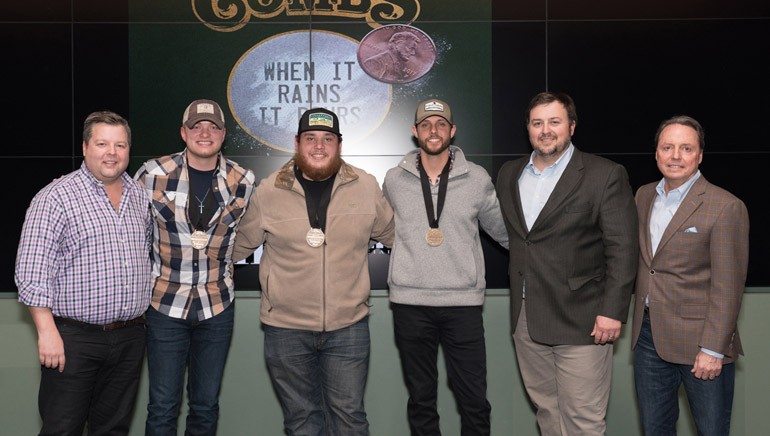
[526,92,578,127]
[654,115,705,151]
[83,111,131,146]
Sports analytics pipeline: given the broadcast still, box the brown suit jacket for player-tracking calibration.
[630,175,749,364]
[496,148,638,345]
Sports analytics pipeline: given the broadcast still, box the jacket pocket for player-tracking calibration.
[220,197,247,227]
[567,273,602,291]
[678,303,706,319]
[565,202,593,213]
[151,191,176,222]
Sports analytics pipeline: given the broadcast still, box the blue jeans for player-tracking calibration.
[145,303,234,436]
[264,316,370,436]
[634,314,735,436]
[392,303,491,436]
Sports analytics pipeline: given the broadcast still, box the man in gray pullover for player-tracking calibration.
[382,98,509,436]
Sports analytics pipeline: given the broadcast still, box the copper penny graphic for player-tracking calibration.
[358,24,436,84]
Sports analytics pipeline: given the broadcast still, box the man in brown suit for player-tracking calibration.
[631,115,749,436]
[496,92,638,435]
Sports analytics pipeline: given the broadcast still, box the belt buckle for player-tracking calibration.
[104,322,118,331]
[102,318,138,331]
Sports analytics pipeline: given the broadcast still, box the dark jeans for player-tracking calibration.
[39,319,146,436]
[145,303,234,436]
[392,303,491,436]
[264,317,371,436]
[634,314,735,436]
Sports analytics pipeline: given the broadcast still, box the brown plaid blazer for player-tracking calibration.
[630,175,749,364]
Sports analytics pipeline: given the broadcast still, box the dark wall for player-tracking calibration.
[491,0,770,287]
[5,1,131,291]
[5,1,769,292]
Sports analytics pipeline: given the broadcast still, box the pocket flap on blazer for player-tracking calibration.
[567,273,602,291]
[678,304,706,319]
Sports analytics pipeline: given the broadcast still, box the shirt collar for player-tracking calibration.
[655,170,701,199]
[524,143,574,175]
[416,147,455,174]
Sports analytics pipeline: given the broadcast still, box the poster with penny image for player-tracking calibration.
[358,24,436,84]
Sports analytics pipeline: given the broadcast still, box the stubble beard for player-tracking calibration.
[419,136,450,156]
[534,135,571,160]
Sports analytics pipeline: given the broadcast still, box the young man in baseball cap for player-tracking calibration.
[135,99,256,435]
[231,107,394,435]
[383,98,509,435]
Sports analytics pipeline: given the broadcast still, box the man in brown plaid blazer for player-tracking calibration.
[630,115,749,436]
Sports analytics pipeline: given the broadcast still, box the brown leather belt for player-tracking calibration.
[54,316,145,331]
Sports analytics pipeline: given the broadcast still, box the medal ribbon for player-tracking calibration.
[296,166,334,232]
[418,156,451,229]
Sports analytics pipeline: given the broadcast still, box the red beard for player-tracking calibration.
[295,151,342,181]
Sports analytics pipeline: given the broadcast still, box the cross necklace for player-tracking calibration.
[195,188,210,214]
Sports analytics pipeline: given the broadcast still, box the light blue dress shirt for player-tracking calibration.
[518,144,575,297]
[519,143,575,231]
[650,170,700,255]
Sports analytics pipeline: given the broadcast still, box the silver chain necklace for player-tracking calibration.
[195,188,210,214]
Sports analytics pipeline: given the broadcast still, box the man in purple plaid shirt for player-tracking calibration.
[15,110,153,435]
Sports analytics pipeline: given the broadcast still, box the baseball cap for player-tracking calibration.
[182,99,225,129]
[297,108,342,138]
[415,98,453,125]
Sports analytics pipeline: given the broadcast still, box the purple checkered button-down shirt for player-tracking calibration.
[15,163,153,324]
